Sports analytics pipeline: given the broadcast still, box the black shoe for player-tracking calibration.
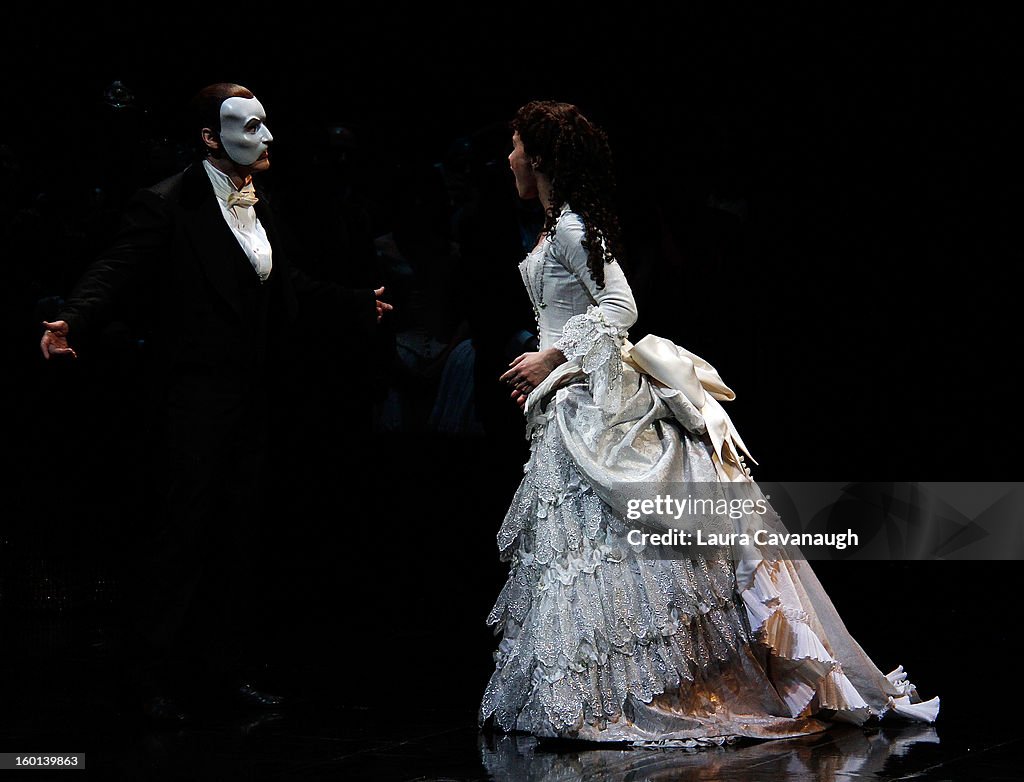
[142,695,191,724]
[233,682,285,709]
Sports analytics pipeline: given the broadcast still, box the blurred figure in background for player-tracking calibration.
[373,162,463,432]
[448,124,542,455]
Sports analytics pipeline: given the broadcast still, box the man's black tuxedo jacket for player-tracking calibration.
[58,162,376,416]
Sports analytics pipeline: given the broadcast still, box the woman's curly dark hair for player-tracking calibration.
[512,100,624,289]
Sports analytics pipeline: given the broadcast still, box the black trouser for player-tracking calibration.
[118,387,270,699]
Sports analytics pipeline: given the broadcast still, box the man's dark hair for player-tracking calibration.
[188,83,255,152]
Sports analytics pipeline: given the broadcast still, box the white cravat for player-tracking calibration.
[202,159,273,282]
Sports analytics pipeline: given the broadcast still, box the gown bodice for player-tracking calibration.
[517,205,637,352]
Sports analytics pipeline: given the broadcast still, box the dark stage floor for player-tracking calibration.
[0,618,1015,777]
[0,605,1017,781]
[1,436,1018,781]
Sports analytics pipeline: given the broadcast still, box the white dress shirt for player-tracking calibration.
[202,159,273,281]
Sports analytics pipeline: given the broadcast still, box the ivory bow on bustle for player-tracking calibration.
[623,334,757,474]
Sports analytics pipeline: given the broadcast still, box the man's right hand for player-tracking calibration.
[40,320,78,360]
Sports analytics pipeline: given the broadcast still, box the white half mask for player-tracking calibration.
[218,96,274,166]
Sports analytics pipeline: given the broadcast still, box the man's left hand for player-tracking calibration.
[374,285,393,322]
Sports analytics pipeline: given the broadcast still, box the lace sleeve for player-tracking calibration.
[554,304,628,410]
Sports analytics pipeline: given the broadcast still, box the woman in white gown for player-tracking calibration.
[478,101,939,747]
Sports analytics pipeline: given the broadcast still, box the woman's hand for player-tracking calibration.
[510,388,528,410]
[500,347,567,402]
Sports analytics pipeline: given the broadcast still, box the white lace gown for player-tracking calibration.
[478,204,939,746]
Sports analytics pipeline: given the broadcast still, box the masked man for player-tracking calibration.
[39,83,392,722]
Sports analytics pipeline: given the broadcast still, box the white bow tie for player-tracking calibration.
[226,184,259,210]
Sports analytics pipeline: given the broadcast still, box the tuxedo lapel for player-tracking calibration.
[253,194,299,321]
[179,164,253,319]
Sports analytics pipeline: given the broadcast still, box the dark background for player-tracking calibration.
[0,1,1015,742]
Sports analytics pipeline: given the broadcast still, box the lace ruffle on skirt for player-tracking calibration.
[479,377,939,744]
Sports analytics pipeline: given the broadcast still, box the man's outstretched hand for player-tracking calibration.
[374,286,393,322]
[40,320,77,360]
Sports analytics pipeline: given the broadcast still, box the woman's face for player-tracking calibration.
[509,131,538,199]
